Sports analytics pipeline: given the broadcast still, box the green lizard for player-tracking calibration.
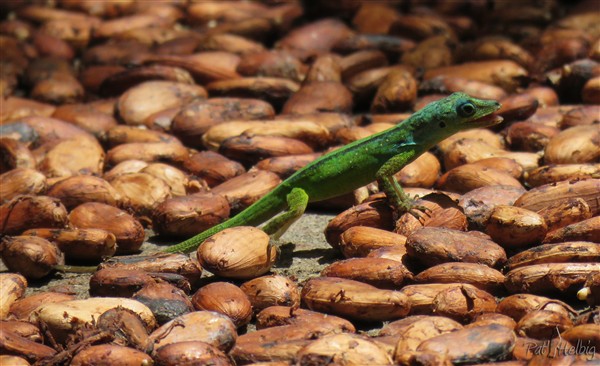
[164,92,502,253]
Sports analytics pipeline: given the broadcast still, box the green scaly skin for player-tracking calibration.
[165,92,502,253]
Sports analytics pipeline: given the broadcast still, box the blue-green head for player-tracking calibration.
[411,92,503,144]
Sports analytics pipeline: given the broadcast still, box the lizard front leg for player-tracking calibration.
[375,153,426,218]
[262,187,309,239]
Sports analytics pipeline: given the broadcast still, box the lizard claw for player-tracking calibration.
[407,204,431,219]
[391,195,431,221]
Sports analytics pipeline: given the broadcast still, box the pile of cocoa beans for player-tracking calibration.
[1,0,599,365]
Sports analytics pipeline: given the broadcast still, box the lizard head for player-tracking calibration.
[407,92,503,149]
[436,92,503,130]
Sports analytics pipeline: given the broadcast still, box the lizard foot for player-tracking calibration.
[407,203,431,220]
[392,196,431,221]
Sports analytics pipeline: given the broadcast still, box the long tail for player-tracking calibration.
[164,187,288,253]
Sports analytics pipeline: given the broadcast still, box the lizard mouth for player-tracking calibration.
[471,113,503,127]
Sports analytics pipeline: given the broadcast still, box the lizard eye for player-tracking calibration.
[457,102,476,117]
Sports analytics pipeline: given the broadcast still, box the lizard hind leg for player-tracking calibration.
[262,187,309,239]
